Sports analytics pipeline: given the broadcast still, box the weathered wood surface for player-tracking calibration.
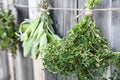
[0,51,9,80]
[28,0,45,80]
[2,0,33,80]
[112,0,120,51]
[0,0,120,80]
[111,0,120,76]
[15,0,34,80]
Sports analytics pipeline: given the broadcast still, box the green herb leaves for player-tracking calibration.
[19,11,61,59]
[0,9,18,56]
[43,16,112,79]
[19,0,120,80]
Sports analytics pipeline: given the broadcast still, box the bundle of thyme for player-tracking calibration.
[43,0,114,79]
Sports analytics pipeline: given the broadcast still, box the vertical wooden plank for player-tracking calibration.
[94,0,111,42]
[15,0,34,80]
[1,0,34,80]
[94,0,112,79]
[15,49,34,80]
[63,0,77,36]
[112,0,120,51]
[47,0,64,37]
[32,59,45,80]
[111,0,120,77]
[28,0,46,80]
[16,0,29,24]
[53,0,64,37]
[2,1,14,80]
[0,51,9,80]
[7,52,14,80]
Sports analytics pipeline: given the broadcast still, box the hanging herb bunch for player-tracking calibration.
[19,0,61,59]
[42,0,118,80]
[0,9,18,56]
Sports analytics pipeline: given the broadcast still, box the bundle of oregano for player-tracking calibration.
[19,0,61,59]
[0,9,18,56]
[43,0,115,80]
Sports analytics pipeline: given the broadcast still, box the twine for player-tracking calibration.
[84,8,93,16]
[74,8,93,20]
[14,4,120,11]
[14,4,120,19]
